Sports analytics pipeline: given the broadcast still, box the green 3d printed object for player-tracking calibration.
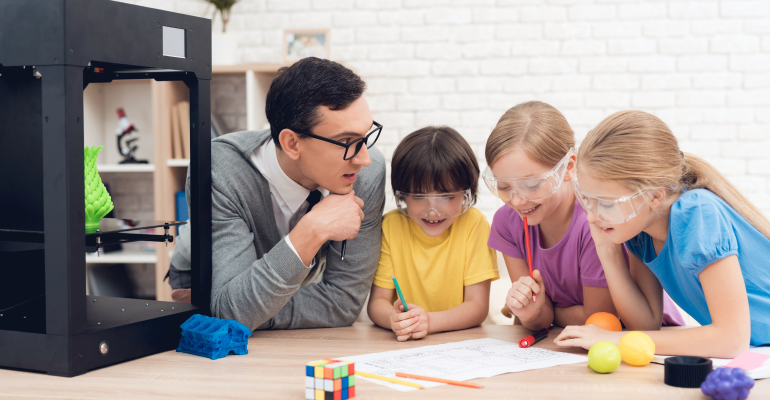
[84,146,114,233]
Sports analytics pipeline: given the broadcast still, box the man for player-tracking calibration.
[170,57,386,330]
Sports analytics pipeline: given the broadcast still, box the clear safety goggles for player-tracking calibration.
[572,176,650,225]
[394,189,472,219]
[483,148,574,202]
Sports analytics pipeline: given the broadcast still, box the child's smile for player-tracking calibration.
[422,218,447,227]
[517,204,540,216]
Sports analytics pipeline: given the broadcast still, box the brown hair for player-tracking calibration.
[391,126,479,203]
[579,110,770,240]
[485,101,575,168]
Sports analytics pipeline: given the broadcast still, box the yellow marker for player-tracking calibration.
[357,371,424,389]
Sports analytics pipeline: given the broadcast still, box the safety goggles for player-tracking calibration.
[483,148,574,202]
[572,176,650,225]
[394,189,472,219]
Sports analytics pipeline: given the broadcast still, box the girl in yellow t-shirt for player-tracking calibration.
[367,126,499,341]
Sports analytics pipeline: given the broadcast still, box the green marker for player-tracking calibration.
[392,275,409,312]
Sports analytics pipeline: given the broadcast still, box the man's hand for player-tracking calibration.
[305,190,365,242]
[390,299,429,341]
[289,191,364,265]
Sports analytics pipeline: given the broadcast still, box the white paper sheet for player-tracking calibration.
[337,338,588,392]
[652,346,770,380]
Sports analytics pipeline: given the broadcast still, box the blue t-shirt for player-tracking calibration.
[626,189,770,346]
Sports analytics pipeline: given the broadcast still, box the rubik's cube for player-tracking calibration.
[305,359,356,400]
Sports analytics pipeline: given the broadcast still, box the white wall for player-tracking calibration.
[119,0,770,221]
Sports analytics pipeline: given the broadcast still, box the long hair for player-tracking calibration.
[485,101,575,168]
[579,110,770,240]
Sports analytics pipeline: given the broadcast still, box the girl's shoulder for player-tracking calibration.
[671,189,728,227]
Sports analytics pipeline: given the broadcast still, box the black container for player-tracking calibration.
[664,356,714,388]
[0,0,212,377]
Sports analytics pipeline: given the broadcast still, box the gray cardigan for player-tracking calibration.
[172,129,386,330]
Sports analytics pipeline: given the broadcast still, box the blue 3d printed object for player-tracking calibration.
[176,314,251,360]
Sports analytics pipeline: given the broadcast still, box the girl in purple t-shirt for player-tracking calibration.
[483,101,684,331]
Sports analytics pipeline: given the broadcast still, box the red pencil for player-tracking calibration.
[523,216,536,303]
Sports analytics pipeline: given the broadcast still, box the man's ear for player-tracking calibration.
[564,154,578,182]
[278,128,301,161]
[648,188,667,210]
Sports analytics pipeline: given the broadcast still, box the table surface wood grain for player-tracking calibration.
[0,323,766,399]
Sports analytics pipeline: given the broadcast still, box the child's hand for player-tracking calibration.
[501,305,514,318]
[506,270,545,310]
[553,324,625,350]
[389,300,429,341]
[587,221,624,255]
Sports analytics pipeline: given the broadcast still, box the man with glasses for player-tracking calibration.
[169,57,386,331]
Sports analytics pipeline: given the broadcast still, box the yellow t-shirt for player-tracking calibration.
[373,207,499,313]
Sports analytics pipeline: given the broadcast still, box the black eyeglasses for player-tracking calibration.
[292,121,382,161]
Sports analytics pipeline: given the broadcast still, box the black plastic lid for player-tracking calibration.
[664,356,713,388]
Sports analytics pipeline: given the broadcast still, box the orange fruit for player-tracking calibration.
[618,331,655,366]
[585,312,622,332]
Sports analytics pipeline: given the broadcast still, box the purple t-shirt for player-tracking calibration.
[488,200,685,326]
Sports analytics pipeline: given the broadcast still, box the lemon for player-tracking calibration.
[588,341,621,374]
[618,331,655,366]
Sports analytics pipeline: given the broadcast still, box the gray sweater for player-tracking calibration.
[172,129,386,330]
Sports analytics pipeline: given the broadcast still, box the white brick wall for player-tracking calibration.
[119,0,770,221]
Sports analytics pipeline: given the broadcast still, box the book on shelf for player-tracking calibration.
[177,101,191,159]
[170,102,183,159]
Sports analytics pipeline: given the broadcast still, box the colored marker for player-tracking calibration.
[392,275,409,312]
[523,216,536,303]
[357,371,424,389]
[395,372,484,388]
[518,328,549,348]
[341,240,346,260]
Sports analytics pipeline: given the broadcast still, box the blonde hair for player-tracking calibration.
[485,101,575,168]
[579,110,770,240]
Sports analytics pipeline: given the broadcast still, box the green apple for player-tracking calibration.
[588,341,621,374]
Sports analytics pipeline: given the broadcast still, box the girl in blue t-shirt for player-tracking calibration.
[555,110,770,358]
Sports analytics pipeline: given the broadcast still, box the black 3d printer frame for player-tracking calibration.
[0,0,212,377]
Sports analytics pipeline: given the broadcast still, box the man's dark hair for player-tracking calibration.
[265,57,366,149]
[391,126,479,203]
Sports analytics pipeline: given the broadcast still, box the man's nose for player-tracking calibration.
[350,144,371,167]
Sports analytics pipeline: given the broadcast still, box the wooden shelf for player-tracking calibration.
[97,164,155,172]
[166,159,189,167]
[212,63,284,74]
[86,250,157,264]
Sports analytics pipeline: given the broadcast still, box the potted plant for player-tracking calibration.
[206,0,240,65]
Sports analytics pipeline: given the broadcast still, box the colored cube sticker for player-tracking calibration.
[315,389,324,400]
[342,388,349,400]
[348,375,355,387]
[324,379,334,392]
[305,388,314,400]
[306,376,315,388]
[342,377,348,389]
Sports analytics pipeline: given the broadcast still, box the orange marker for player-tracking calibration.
[523,216,536,303]
[395,372,484,388]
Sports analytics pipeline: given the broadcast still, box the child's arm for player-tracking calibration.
[555,255,751,358]
[553,286,618,327]
[503,254,555,330]
[405,280,492,339]
[367,284,398,330]
[593,245,666,330]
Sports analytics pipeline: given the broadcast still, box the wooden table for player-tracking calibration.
[1,323,766,399]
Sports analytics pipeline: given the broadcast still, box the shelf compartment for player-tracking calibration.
[86,250,158,264]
